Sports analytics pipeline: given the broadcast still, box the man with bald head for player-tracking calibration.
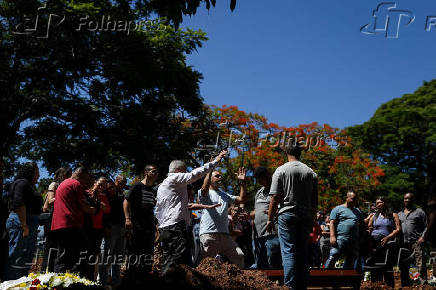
[51,166,103,276]
[198,167,248,267]
[325,191,363,270]
[398,192,428,286]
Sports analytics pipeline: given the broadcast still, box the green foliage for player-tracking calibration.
[36,178,52,195]
[0,0,220,187]
[148,0,237,28]
[347,80,436,207]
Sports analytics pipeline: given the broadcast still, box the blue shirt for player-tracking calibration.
[330,205,362,241]
[199,188,237,235]
[371,214,394,238]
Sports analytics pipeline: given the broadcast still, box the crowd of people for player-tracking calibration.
[0,142,435,290]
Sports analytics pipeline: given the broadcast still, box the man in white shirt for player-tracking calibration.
[198,167,248,267]
[155,150,227,275]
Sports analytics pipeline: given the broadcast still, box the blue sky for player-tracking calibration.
[182,0,436,129]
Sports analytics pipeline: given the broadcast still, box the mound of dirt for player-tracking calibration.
[195,257,286,289]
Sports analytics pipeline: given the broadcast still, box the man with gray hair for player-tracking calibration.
[156,150,227,275]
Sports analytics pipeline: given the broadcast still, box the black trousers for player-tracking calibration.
[52,228,89,278]
[122,227,155,288]
[41,230,56,272]
[159,220,192,275]
[369,236,396,288]
[0,232,8,280]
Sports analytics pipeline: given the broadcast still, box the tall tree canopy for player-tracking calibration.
[197,105,384,211]
[1,0,236,186]
[347,80,436,206]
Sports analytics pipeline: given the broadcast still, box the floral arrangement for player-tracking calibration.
[0,273,100,290]
[334,259,344,268]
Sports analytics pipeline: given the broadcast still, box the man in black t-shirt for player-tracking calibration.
[122,165,158,287]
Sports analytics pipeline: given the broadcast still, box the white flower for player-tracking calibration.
[0,276,32,290]
[50,277,63,287]
[63,277,74,287]
[38,273,56,285]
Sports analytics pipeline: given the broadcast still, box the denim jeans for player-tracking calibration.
[324,238,359,270]
[278,211,312,290]
[6,213,39,280]
[252,235,282,269]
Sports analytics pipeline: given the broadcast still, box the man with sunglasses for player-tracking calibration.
[123,165,158,286]
[198,167,248,267]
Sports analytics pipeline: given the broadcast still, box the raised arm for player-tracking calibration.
[200,171,212,197]
[172,150,227,184]
[234,167,248,204]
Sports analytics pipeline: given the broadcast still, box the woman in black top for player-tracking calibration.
[5,162,42,280]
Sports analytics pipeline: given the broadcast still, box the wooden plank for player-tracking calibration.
[256,269,362,289]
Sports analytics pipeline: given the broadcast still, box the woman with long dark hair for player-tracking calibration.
[41,166,72,272]
[5,162,42,279]
[42,166,72,213]
[367,196,401,287]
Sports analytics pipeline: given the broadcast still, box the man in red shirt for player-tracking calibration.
[51,167,104,277]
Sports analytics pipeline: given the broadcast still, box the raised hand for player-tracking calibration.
[214,150,228,163]
[235,167,247,181]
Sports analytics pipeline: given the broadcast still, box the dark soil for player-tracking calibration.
[119,258,286,289]
[195,257,285,289]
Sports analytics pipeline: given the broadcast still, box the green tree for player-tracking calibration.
[1,0,234,187]
[347,80,436,206]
